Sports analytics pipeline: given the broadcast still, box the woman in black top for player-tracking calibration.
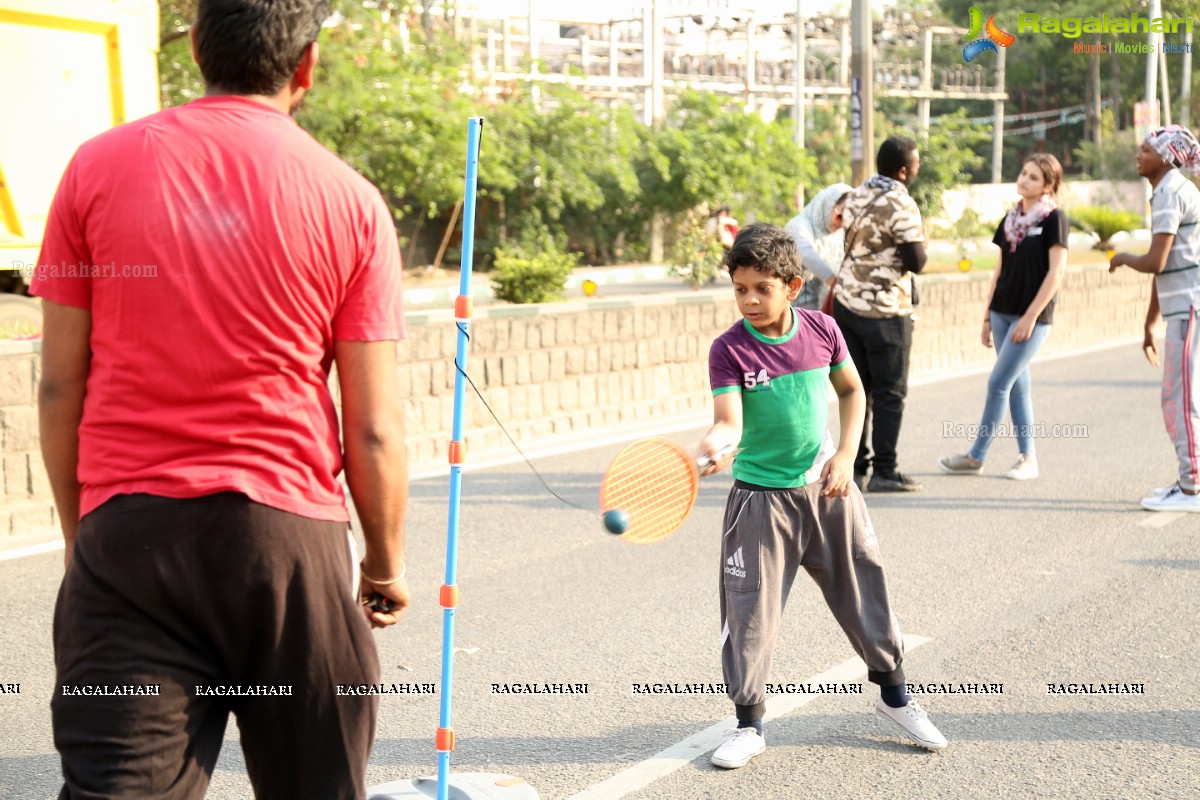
[939,153,1068,481]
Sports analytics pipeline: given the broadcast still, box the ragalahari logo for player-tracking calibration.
[962,7,1016,62]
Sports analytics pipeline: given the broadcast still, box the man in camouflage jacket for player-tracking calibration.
[831,136,927,493]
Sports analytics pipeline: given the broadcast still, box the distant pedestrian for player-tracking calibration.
[939,154,1067,481]
[1108,125,1200,512]
[832,136,926,492]
[784,183,853,311]
[716,205,740,251]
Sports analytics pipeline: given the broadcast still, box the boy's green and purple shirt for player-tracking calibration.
[709,308,848,489]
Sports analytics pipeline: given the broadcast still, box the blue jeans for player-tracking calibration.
[968,311,1051,462]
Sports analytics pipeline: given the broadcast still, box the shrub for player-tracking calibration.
[670,213,724,288]
[1071,206,1143,249]
[490,247,579,304]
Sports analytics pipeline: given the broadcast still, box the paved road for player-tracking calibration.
[1,343,1198,799]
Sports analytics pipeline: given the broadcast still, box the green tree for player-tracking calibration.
[798,102,854,199]
[299,12,472,232]
[937,0,1200,179]
[482,84,650,263]
[911,113,989,220]
[637,91,815,224]
[158,0,201,107]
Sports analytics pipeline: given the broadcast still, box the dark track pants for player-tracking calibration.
[52,493,379,800]
[833,303,914,475]
[719,482,905,721]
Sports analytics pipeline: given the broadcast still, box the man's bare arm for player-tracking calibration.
[38,299,91,567]
[1110,232,1174,274]
[335,339,409,627]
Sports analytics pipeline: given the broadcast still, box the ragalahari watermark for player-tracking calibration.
[11,260,158,281]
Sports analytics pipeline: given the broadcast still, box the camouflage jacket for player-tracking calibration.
[833,176,924,319]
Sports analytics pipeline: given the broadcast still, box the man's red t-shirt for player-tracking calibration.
[32,96,406,522]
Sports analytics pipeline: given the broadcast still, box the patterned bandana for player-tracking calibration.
[1146,125,1200,175]
[1003,194,1057,253]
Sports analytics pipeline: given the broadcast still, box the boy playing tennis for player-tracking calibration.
[698,223,947,768]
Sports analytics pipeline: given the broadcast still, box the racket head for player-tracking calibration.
[599,438,700,544]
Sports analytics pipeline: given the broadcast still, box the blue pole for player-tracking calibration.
[436,116,483,800]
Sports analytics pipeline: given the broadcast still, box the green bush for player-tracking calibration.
[490,247,579,304]
[1071,206,1143,248]
[670,213,724,288]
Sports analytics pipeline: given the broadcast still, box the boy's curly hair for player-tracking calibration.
[722,223,802,283]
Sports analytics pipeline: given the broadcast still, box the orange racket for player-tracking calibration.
[600,438,731,544]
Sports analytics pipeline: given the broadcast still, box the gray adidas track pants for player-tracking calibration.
[719,481,905,721]
[1162,312,1200,491]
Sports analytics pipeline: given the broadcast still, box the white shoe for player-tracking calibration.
[710,726,765,769]
[875,698,948,750]
[938,454,982,475]
[1141,483,1200,512]
[1150,483,1178,498]
[1004,454,1039,481]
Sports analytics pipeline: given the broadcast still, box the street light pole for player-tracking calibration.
[1145,0,1160,109]
[528,0,540,108]
[794,0,806,148]
[850,0,873,184]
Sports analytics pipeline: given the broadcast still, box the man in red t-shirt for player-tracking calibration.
[34,2,407,797]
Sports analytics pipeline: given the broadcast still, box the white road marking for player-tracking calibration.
[564,635,931,800]
[0,539,63,562]
[1138,512,1184,528]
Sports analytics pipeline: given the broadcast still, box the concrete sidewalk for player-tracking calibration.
[403,263,675,309]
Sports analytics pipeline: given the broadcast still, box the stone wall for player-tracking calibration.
[0,345,54,542]
[0,263,1153,541]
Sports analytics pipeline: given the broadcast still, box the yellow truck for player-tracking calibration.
[0,0,159,331]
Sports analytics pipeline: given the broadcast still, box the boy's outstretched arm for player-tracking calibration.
[698,393,742,476]
[822,359,867,497]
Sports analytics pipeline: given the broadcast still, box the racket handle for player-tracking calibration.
[362,593,396,613]
[697,445,738,471]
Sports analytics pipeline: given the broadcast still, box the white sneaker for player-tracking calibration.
[1004,454,1039,481]
[710,726,765,769]
[1141,483,1200,512]
[938,454,982,475]
[875,698,948,751]
[1150,483,1178,498]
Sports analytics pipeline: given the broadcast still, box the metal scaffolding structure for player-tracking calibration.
[451,9,1009,179]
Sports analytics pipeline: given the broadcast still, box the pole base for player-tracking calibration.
[368,773,538,800]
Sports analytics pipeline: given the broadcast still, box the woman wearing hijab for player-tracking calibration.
[939,153,1067,481]
[784,183,853,310]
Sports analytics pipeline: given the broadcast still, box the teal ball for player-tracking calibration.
[602,509,630,535]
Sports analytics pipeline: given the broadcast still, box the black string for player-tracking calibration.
[453,323,593,512]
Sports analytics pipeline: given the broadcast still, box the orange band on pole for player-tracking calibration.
[440,584,459,609]
[454,295,473,318]
[436,727,455,752]
[448,440,465,464]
